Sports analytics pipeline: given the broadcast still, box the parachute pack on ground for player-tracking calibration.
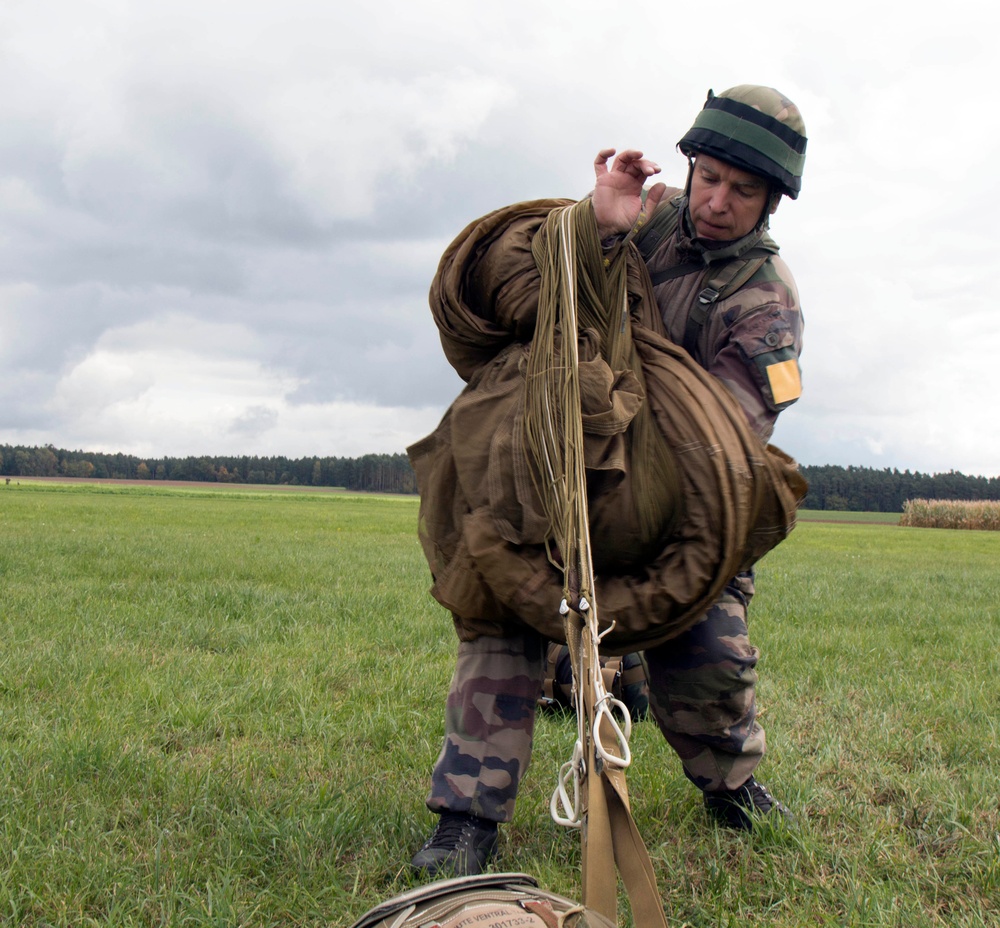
[349,872,615,928]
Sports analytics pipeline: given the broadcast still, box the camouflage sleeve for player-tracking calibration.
[710,266,803,443]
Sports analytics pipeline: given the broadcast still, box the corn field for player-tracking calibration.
[900,498,1000,530]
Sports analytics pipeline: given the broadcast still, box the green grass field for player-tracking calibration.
[1,482,998,927]
[798,509,901,524]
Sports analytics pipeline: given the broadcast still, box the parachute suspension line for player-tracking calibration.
[523,202,632,832]
[524,204,591,584]
[524,201,671,928]
[525,205,591,831]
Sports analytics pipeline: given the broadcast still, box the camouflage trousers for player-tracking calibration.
[426,572,765,823]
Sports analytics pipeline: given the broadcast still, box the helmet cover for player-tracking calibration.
[678,85,807,198]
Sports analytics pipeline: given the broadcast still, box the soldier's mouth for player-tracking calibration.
[697,221,729,238]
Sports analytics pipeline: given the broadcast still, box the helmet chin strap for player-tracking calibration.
[755,190,780,233]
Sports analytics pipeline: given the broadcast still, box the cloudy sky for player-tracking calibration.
[1,0,997,477]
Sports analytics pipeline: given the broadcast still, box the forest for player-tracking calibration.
[0,444,417,495]
[3,444,1000,512]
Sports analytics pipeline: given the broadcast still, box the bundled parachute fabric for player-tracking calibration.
[408,199,806,653]
[348,872,615,928]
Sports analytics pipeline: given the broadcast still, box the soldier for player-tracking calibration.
[411,85,808,877]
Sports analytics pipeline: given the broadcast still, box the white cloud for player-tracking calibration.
[0,0,998,477]
[12,312,446,458]
[258,68,515,223]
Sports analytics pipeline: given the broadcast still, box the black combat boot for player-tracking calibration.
[411,812,499,876]
[703,777,793,830]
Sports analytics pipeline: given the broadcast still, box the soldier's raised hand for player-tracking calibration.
[592,148,667,239]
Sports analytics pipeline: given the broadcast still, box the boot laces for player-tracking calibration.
[423,813,492,850]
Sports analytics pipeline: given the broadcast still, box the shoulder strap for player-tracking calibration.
[634,198,704,286]
[681,249,772,355]
[632,194,777,356]
[632,194,682,263]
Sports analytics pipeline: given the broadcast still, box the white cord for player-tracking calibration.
[550,741,584,828]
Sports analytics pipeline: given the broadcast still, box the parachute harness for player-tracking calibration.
[524,202,668,928]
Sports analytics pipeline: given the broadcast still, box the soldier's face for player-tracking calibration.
[688,154,772,241]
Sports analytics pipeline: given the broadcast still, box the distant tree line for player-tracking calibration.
[0,444,417,494]
[799,464,1000,512]
[4,444,999,511]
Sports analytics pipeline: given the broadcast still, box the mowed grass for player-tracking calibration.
[798,509,901,524]
[1,483,998,927]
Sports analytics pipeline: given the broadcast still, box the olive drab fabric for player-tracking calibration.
[349,872,615,928]
[407,199,807,654]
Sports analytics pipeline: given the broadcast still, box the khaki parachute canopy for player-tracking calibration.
[408,199,806,653]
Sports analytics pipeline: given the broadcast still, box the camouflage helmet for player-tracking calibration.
[678,85,807,199]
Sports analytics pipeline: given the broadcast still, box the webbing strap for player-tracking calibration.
[541,645,635,712]
[583,644,666,928]
[632,192,681,260]
[648,260,704,287]
[634,197,774,358]
[681,252,770,356]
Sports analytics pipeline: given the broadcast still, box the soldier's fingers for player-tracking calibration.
[615,150,661,179]
[614,148,645,168]
[594,148,617,176]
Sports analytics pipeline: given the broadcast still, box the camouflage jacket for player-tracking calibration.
[633,189,803,442]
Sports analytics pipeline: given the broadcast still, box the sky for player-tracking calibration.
[1,0,998,478]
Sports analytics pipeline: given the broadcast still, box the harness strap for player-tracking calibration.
[632,191,681,259]
[648,261,704,287]
[681,251,770,355]
[634,196,775,358]
[541,643,638,709]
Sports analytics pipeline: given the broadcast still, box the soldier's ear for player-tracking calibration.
[768,192,781,216]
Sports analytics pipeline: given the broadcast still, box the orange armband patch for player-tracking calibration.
[766,357,802,405]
